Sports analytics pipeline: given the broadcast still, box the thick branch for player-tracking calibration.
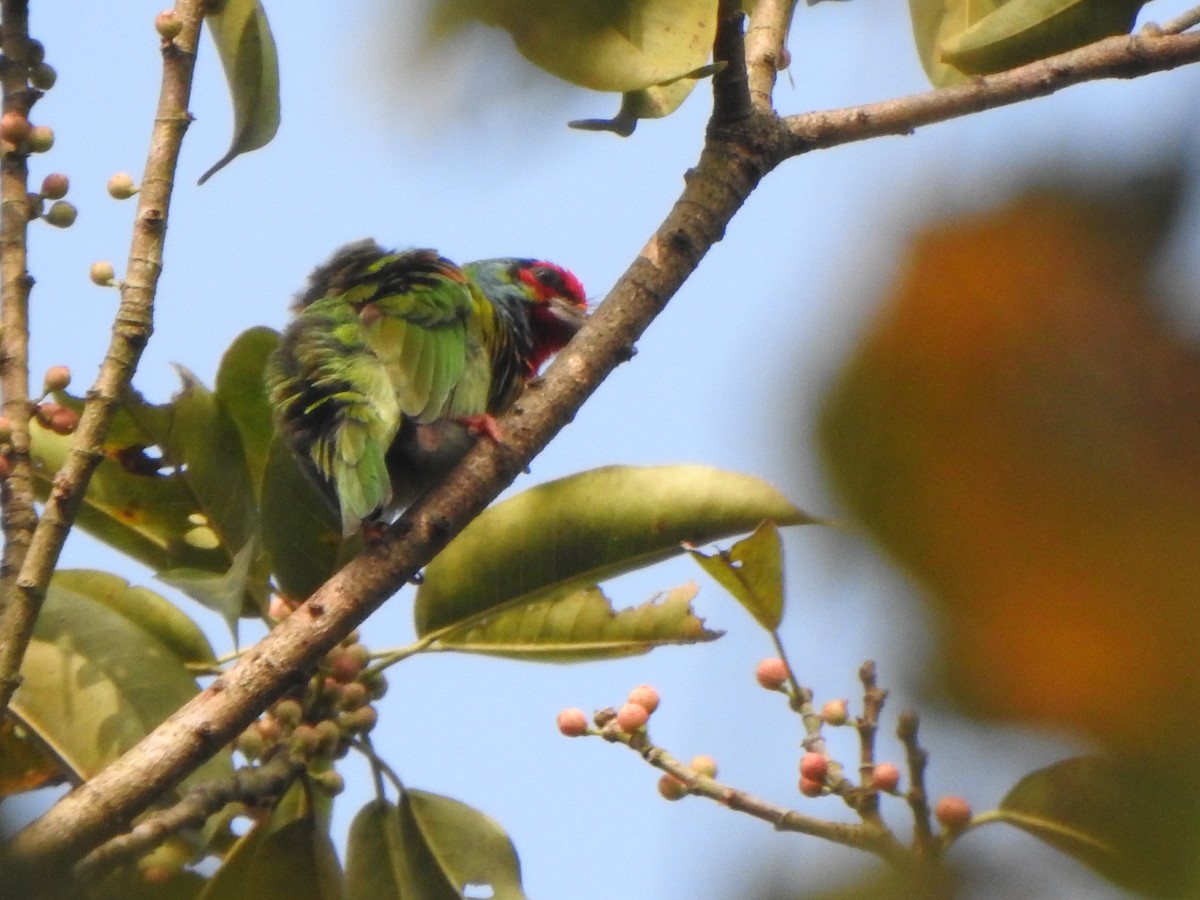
[0,2,204,720]
[781,30,1200,155]
[0,0,38,714]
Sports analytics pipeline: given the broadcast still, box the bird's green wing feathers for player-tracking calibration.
[360,252,491,423]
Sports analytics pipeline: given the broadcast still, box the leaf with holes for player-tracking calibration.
[687,521,783,631]
[432,582,720,661]
[416,465,815,635]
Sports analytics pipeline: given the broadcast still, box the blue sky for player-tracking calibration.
[14,2,1200,897]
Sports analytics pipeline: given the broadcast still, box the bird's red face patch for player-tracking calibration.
[517,263,587,311]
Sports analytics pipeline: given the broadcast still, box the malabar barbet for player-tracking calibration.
[266,239,588,535]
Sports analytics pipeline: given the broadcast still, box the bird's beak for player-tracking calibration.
[544,295,589,337]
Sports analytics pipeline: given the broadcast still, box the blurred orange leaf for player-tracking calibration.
[819,173,1200,755]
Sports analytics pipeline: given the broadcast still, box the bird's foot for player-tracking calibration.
[360,519,388,544]
[456,413,506,443]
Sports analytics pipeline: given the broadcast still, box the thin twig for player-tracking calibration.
[1158,4,1200,35]
[897,709,937,859]
[745,0,796,112]
[75,751,303,881]
[0,0,205,719]
[601,720,909,865]
[0,0,39,714]
[851,660,888,827]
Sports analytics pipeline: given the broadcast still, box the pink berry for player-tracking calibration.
[657,774,688,801]
[799,752,827,782]
[872,762,901,792]
[616,702,649,732]
[40,172,68,199]
[556,707,589,737]
[755,657,789,690]
[935,796,972,831]
[821,699,849,725]
[627,684,660,714]
[0,111,30,145]
[799,776,823,798]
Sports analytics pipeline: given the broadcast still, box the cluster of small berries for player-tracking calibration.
[232,624,385,796]
[0,366,77,480]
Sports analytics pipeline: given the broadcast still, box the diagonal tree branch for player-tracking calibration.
[6,13,1200,894]
[0,1,206,718]
[0,0,40,717]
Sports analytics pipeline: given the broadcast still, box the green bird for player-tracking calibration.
[266,239,588,535]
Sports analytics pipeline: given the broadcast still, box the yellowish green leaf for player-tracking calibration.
[201,0,281,184]
[992,757,1200,896]
[415,464,815,635]
[10,571,228,784]
[433,582,721,661]
[200,779,342,900]
[430,0,716,93]
[687,521,783,631]
[941,0,1145,75]
[215,326,280,495]
[908,0,1006,86]
[569,73,702,136]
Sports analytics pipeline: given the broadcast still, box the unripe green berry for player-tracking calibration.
[156,10,184,41]
[338,706,378,735]
[40,173,68,199]
[30,63,56,90]
[27,125,53,153]
[755,657,789,691]
[935,796,972,832]
[556,707,589,737]
[362,671,388,700]
[43,200,77,228]
[339,681,369,711]
[107,172,138,199]
[272,698,303,728]
[871,762,901,792]
[289,723,320,757]
[314,718,342,754]
[315,769,344,795]
[255,717,282,744]
[0,416,12,441]
[25,39,45,66]
[821,699,849,726]
[235,727,266,761]
[89,261,115,287]
[799,752,827,783]
[657,774,688,801]
[616,702,649,732]
[0,111,30,145]
[689,755,718,778]
[42,365,71,394]
[627,684,660,714]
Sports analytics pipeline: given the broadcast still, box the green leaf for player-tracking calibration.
[992,756,1200,896]
[569,73,703,136]
[215,326,280,496]
[201,780,342,900]
[347,793,525,900]
[433,582,721,661]
[260,435,347,601]
[687,520,783,630]
[908,0,1006,86]
[159,537,262,635]
[415,464,815,635]
[0,719,66,797]
[9,571,228,784]
[200,0,281,184]
[31,377,270,615]
[431,0,715,93]
[940,0,1145,75]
